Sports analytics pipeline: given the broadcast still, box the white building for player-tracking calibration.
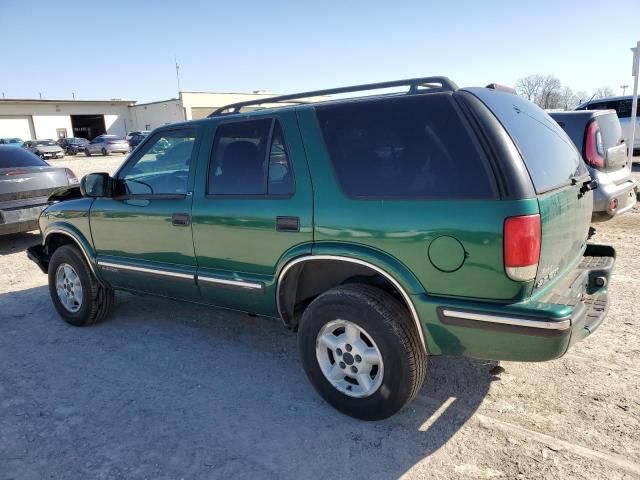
[0,91,321,141]
[0,98,135,141]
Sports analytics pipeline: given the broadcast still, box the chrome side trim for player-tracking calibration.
[44,228,99,278]
[277,255,427,352]
[197,274,263,290]
[441,309,571,330]
[97,260,194,280]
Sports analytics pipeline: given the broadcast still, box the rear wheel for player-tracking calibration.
[101,148,108,156]
[85,149,91,157]
[48,244,114,326]
[298,284,427,420]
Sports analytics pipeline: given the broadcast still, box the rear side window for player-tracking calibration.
[0,148,48,168]
[472,90,584,192]
[595,114,624,149]
[316,95,494,198]
[208,118,294,196]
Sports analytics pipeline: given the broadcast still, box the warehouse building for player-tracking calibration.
[0,91,317,141]
[0,98,135,141]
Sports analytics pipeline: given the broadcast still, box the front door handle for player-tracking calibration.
[172,213,191,227]
[276,216,300,232]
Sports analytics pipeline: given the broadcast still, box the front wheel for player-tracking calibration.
[298,284,427,420]
[101,148,108,156]
[48,244,115,326]
[85,149,91,157]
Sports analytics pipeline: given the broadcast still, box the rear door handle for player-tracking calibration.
[276,216,300,232]
[172,213,191,227]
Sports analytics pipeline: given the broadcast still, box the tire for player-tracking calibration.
[101,148,108,156]
[298,284,427,420]
[48,244,115,327]
[85,149,91,157]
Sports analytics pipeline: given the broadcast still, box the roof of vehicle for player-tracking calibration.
[576,95,635,109]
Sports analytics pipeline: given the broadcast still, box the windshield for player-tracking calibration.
[3,138,22,144]
[35,140,57,146]
[0,148,49,168]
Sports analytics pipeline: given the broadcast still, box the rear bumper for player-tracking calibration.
[0,203,47,236]
[592,178,638,222]
[416,244,615,362]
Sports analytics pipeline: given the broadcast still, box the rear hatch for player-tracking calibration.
[467,89,593,295]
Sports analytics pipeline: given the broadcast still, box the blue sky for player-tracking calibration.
[2,0,639,102]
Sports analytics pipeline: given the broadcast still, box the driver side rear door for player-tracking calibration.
[90,126,202,300]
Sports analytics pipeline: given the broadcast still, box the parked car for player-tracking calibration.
[58,137,89,155]
[27,77,615,420]
[576,95,640,159]
[24,139,64,159]
[0,138,25,147]
[126,130,150,141]
[84,135,129,156]
[0,146,77,236]
[128,132,149,150]
[550,111,638,221]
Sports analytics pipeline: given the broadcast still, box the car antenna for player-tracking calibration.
[584,92,597,108]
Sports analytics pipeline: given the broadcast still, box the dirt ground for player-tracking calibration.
[1,155,639,479]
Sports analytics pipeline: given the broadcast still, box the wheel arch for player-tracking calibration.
[43,224,101,281]
[276,254,427,353]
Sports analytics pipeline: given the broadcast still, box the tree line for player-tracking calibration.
[515,74,616,110]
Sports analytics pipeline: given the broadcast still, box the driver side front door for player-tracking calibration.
[90,126,202,301]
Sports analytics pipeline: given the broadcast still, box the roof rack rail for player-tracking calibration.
[209,76,457,117]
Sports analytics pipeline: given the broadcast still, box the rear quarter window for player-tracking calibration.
[316,94,495,199]
[470,90,584,193]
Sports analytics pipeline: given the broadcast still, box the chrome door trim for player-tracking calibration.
[97,260,194,280]
[277,255,427,352]
[197,274,264,291]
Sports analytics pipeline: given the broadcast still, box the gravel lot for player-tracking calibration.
[1,155,639,479]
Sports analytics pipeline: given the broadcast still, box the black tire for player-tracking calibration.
[101,148,108,156]
[48,244,115,327]
[298,284,427,420]
[85,149,91,157]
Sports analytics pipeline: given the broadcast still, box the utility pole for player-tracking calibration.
[72,92,76,100]
[621,84,629,96]
[628,41,639,163]
[175,56,182,94]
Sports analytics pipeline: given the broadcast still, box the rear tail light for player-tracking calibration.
[504,214,541,282]
[65,168,79,184]
[584,120,605,168]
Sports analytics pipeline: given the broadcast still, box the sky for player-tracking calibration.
[1,0,639,103]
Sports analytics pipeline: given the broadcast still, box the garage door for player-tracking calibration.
[0,116,34,140]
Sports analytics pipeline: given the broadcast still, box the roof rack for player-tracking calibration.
[209,76,457,116]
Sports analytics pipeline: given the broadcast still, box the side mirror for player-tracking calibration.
[80,172,113,198]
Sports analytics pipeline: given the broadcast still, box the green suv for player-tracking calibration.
[27,77,615,420]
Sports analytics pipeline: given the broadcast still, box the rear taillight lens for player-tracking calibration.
[584,120,605,169]
[504,214,541,282]
[65,168,79,184]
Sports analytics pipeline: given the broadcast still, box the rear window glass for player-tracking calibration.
[0,148,48,168]
[316,95,495,198]
[596,114,624,149]
[472,90,584,192]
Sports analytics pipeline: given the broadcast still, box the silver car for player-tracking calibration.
[85,135,130,156]
[576,96,640,159]
[0,146,78,235]
[24,139,65,159]
[550,110,638,221]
